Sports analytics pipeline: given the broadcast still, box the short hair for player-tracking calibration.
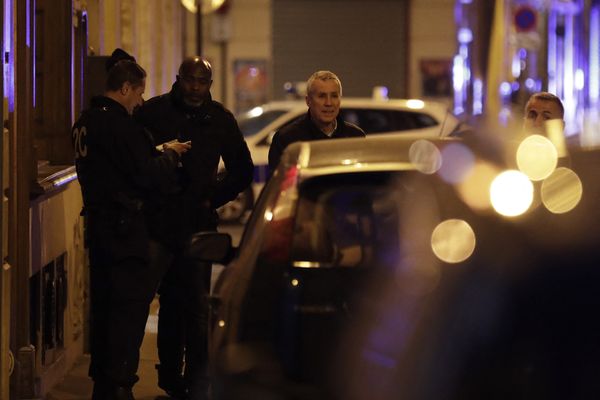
[105,60,146,92]
[526,92,564,119]
[306,70,342,96]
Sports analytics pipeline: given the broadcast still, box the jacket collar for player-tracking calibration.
[303,111,345,137]
[90,95,129,115]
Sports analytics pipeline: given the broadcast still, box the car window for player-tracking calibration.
[257,114,305,147]
[238,110,288,137]
[340,109,439,134]
[291,172,402,269]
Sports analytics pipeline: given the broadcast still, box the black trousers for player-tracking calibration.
[156,245,212,394]
[88,241,165,389]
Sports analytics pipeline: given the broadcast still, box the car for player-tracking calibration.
[216,97,464,223]
[196,133,600,399]
[192,133,500,398]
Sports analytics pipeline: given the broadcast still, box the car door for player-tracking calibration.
[277,172,401,385]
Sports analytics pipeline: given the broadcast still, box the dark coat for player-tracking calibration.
[72,96,181,260]
[136,83,254,248]
[268,112,365,172]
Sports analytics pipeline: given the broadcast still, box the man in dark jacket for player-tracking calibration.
[268,70,365,172]
[136,56,253,400]
[73,54,190,400]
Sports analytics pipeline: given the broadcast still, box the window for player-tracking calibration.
[291,173,403,269]
[238,110,288,137]
[340,109,439,134]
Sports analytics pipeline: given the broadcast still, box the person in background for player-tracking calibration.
[136,56,253,400]
[72,50,190,400]
[268,70,365,172]
[523,91,565,136]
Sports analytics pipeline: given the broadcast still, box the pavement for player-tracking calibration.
[46,224,241,400]
[46,298,170,400]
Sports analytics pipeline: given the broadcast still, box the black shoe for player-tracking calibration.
[156,365,188,399]
[113,386,135,400]
[92,382,107,400]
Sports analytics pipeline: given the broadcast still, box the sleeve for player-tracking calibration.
[118,120,181,195]
[211,115,254,209]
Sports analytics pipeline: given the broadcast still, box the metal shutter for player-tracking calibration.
[272,0,408,99]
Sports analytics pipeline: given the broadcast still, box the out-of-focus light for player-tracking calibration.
[409,140,442,174]
[499,81,512,97]
[490,170,533,217]
[516,135,558,181]
[406,99,425,109]
[218,320,226,328]
[341,159,355,165]
[525,78,536,90]
[181,0,226,13]
[181,0,197,12]
[291,279,299,287]
[590,6,600,104]
[293,261,320,268]
[248,106,264,118]
[512,53,522,78]
[438,143,474,184]
[545,119,568,157]
[457,161,499,211]
[453,55,464,92]
[541,167,582,214]
[264,210,273,221]
[473,78,483,115]
[372,86,389,100]
[431,219,476,263]
[458,28,473,44]
[575,69,585,91]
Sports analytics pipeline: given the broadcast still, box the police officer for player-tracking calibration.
[72,55,190,400]
[136,57,253,399]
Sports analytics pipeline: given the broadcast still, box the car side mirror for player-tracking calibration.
[188,231,234,264]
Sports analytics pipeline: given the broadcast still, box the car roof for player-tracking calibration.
[278,134,462,178]
[242,97,451,116]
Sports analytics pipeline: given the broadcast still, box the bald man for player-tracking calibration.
[136,57,253,400]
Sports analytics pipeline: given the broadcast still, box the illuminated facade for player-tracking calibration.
[454,0,600,143]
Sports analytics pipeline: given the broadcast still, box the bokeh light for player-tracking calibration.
[409,140,442,174]
[438,143,475,183]
[431,219,476,263]
[541,167,583,214]
[457,161,499,211]
[516,135,558,181]
[545,119,568,157]
[490,170,534,217]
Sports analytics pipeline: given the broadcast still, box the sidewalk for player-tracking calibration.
[47,298,167,400]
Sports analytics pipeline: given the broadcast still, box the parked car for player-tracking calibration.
[196,134,600,399]
[216,98,464,223]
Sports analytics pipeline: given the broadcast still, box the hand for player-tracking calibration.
[164,141,191,155]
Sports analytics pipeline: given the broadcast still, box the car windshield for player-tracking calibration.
[237,109,288,137]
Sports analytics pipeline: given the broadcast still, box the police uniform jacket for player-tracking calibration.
[136,83,254,247]
[268,112,365,172]
[72,95,181,260]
